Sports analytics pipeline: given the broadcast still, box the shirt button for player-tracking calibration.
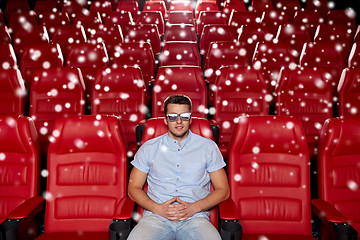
[177,178,179,180]
[178,149,180,151]
[177,165,179,167]
[176,190,178,192]
[174,141,176,143]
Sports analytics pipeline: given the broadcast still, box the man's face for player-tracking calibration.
[164,103,192,142]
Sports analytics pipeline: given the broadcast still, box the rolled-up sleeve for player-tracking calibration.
[131,146,150,174]
[207,141,226,173]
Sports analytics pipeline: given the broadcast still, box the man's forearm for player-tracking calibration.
[128,187,159,213]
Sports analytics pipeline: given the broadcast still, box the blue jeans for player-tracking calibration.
[127,215,221,240]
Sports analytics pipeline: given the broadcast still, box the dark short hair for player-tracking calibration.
[163,94,192,115]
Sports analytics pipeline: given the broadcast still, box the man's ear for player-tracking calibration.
[163,117,168,126]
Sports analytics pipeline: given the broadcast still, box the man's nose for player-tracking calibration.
[176,116,182,123]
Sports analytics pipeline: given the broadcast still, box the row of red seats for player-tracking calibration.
[0,114,359,239]
[1,64,360,160]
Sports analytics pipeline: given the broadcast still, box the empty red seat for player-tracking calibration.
[116,0,140,21]
[275,0,302,20]
[167,11,195,26]
[0,42,18,70]
[111,42,156,103]
[293,10,324,38]
[143,1,167,19]
[250,0,274,16]
[135,11,165,35]
[221,0,247,22]
[276,66,333,158]
[65,42,109,101]
[89,0,113,22]
[0,25,11,44]
[199,24,237,56]
[104,11,135,28]
[0,115,42,239]
[20,42,64,87]
[196,11,227,36]
[91,66,146,156]
[299,41,348,94]
[34,115,130,239]
[163,24,197,42]
[61,0,86,23]
[312,117,360,239]
[337,68,360,118]
[0,69,26,116]
[348,42,360,68]
[169,0,193,12]
[195,0,219,20]
[228,11,258,27]
[325,9,357,29]
[304,0,329,18]
[213,66,268,158]
[124,24,161,55]
[38,11,71,39]
[51,25,87,59]
[275,23,312,61]
[7,11,38,37]
[260,10,289,35]
[73,12,103,36]
[354,25,360,42]
[152,66,207,118]
[159,41,201,67]
[34,0,59,15]
[29,67,85,155]
[220,115,316,239]
[4,0,31,21]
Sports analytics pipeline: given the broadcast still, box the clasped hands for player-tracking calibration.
[155,196,198,222]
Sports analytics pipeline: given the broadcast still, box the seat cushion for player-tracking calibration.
[243,234,316,240]
[36,232,109,239]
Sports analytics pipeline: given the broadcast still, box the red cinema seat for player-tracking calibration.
[354,25,360,43]
[293,10,324,38]
[252,41,297,101]
[7,11,39,37]
[195,0,219,20]
[73,12,103,37]
[337,68,360,118]
[87,24,124,63]
[159,41,201,67]
[304,0,329,18]
[34,115,132,240]
[38,11,71,39]
[0,69,26,116]
[51,25,87,60]
[260,10,289,35]
[89,0,113,22]
[34,0,59,16]
[91,66,146,156]
[20,43,64,87]
[325,9,356,29]
[228,11,258,27]
[250,0,274,16]
[213,66,268,159]
[4,0,31,21]
[167,11,195,26]
[0,25,12,44]
[152,66,208,118]
[116,1,140,20]
[60,0,86,23]
[12,25,50,59]
[311,117,360,240]
[163,24,197,42]
[196,11,227,36]
[104,11,135,28]
[0,115,43,240]
[299,41,348,94]
[275,23,312,61]
[199,24,237,56]
[169,0,193,12]
[220,115,316,239]
[124,24,161,55]
[135,11,165,35]
[135,117,220,228]
[29,67,86,155]
[111,42,156,103]
[221,0,247,23]
[276,66,333,158]
[65,42,109,102]
[348,42,360,68]
[275,0,302,20]
[143,1,167,19]
[0,42,18,70]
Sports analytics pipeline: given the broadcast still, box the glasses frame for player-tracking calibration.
[166,112,192,121]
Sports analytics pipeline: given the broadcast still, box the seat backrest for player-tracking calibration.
[317,117,360,232]
[167,11,195,26]
[30,67,85,153]
[44,115,128,232]
[4,0,30,21]
[276,66,332,158]
[136,11,164,35]
[7,11,38,36]
[163,24,197,42]
[221,0,247,22]
[196,11,227,36]
[159,41,201,67]
[348,42,360,68]
[260,10,289,35]
[169,0,193,12]
[195,1,219,20]
[20,42,64,86]
[299,41,348,93]
[250,0,274,14]
[116,0,139,20]
[34,0,59,15]
[213,66,268,158]
[325,9,357,29]
[89,0,113,22]
[293,10,324,38]
[104,11,135,27]
[337,67,360,118]
[38,11,71,39]
[0,42,17,69]
[304,0,329,16]
[0,69,26,116]
[124,24,161,55]
[112,42,155,86]
[228,11,258,27]
[0,116,40,223]
[0,25,12,44]
[61,0,86,22]
[228,115,312,235]
[142,1,167,20]
[152,66,207,118]
[275,0,301,20]
[91,66,146,153]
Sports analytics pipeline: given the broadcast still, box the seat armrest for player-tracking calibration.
[109,197,135,240]
[208,120,219,144]
[311,199,358,240]
[135,123,146,147]
[219,198,239,220]
[0,196,44,240]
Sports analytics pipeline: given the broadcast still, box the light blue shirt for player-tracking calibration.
[131,130,226,220]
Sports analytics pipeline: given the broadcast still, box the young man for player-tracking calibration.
[128,94,229,240]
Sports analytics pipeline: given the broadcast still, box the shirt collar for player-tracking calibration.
[165,130,192,148]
